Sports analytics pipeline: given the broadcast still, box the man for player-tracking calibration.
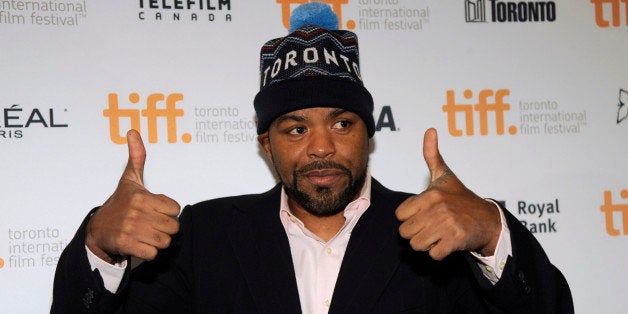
[51,4,573,313]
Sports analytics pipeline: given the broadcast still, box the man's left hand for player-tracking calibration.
[395,128,501,260]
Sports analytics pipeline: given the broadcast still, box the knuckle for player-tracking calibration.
[430,249,445,261]
[129,192,147,206]
[114,236,131,253]
[152,232,162,244]
[155,193,170,205]
[171,220,180,233]
[429,242,448,260]
[398,225,408,238]
[120,219,136,234]
[152,231,172,248]
[431,190,446,204]
[158,216,171,226]
[113,232,126,244]
[160,217,179,234]
[161,235,172,248]
[140,247,157,261]
[124,208,140,220]
[157,194,181,212]
[442,215,456,226]
[170,200,181,211]
[453,229,466,243]
[409,237,422,251]
[394,208,404,220]
[398,222,414,239]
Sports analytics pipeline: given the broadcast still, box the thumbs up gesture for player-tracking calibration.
[396,128,501,261]
[85,130,181,264]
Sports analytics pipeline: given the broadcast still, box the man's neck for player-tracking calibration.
[287,199,346,242]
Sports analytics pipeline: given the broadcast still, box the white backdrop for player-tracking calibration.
[1,1,626,312]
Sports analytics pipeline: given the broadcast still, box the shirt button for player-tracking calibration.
[499,261,506,270]
[485,265,494,273]
[289,216,297,222]
[325,247,332,255]
[324,299,330,307]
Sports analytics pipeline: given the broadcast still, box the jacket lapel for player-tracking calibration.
[227,184,302,314]
[329,180,408,313]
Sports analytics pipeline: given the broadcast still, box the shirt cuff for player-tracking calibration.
[85,245,126,293]
[469,199,512,285]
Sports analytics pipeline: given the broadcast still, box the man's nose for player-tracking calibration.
[307,128,335,159]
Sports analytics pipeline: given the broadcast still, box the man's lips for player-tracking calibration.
[301,169,347,186]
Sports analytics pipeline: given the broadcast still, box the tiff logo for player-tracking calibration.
[600,189,628,236]
[465,0,487,22]
[442,89,517,137]
[103,93,191,144]
[277,0,349,29]
[591,0,628,27]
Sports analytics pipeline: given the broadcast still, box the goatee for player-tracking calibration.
[282,160,367,217]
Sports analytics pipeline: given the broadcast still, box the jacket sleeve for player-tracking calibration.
[51,206,195,314]
[50,207,128,313]
[463,205,574,313]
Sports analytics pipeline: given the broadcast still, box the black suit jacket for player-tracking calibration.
[51,179,573,313]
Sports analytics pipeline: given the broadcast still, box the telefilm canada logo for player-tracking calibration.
[0,104,69,139]
[137,0,232,22]
[277,0,430,31]
[464,0,556,23]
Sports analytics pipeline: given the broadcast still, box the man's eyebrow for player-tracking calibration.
[274,108,348,125]
[328,109,347,119]
[275,113,308,124]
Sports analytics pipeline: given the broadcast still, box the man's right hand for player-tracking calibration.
[85,130,181,264]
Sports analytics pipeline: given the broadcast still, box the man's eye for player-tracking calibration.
[289,126,306,135]
[333,120,351,129]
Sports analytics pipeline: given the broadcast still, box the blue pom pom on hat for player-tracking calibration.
[289,1,339,32]
[254,2,375,137]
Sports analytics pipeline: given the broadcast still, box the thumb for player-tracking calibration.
[422,128,448,183]
[121,129,146,186]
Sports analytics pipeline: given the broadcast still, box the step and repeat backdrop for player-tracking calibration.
[1,0,626,312]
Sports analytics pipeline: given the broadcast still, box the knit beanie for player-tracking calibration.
[253,2,375,137]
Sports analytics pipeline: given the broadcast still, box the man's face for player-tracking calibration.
[258,107,370,217]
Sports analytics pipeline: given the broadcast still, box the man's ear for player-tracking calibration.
[258,132,272,159]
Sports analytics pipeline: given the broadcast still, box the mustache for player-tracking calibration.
[296,160,350,174]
